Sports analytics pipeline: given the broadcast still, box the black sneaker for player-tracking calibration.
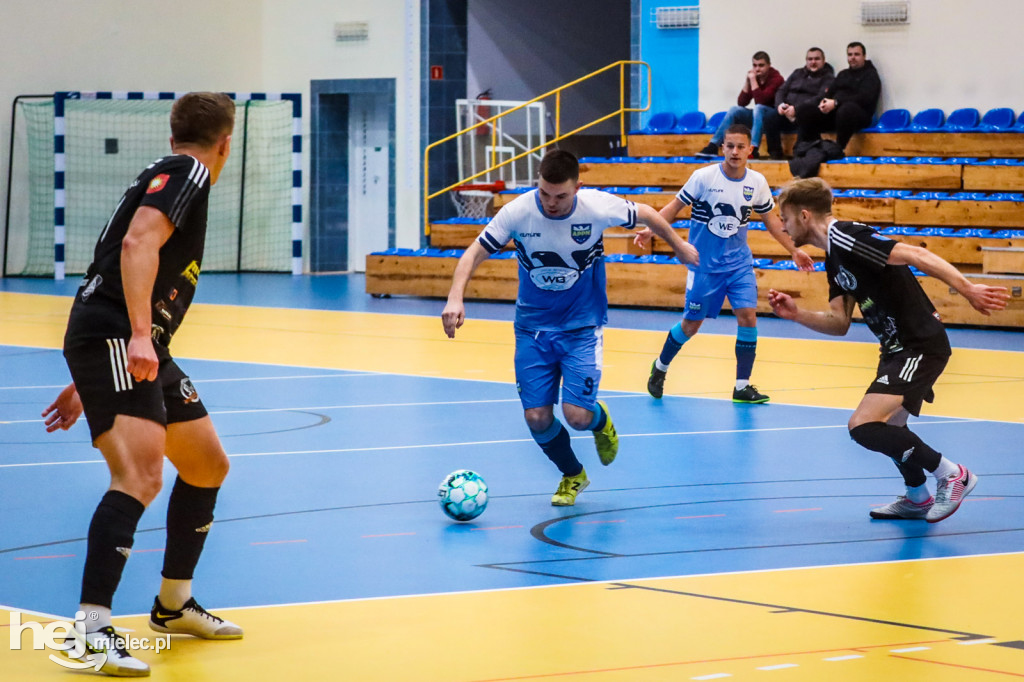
[732,384,769,403]
[768,147,785,160]
[695,142,719,158]
[149,596,243,639]
[749,146,760,159]
[647,362,667,399]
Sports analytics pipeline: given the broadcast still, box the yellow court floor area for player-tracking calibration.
[6,553,1024,680]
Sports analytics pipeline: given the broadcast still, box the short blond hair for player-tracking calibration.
[777,177,834,215]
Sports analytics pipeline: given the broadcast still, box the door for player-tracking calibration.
[348,94,390,272]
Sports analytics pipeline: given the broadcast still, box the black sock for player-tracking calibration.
[531,421,583,477]
[162,476,219,580]
[849,422,942,474]
[80,490,146,607]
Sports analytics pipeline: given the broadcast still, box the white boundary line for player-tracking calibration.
[0,419,983,468]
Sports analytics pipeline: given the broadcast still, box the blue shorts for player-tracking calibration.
[514,326,603,411]
[683,267,758,321]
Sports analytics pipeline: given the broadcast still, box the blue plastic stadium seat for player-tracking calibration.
[747,221,766,231]
[942,108,980,131]
[751,258,773,268]
[644,111,677,134]
[909,108,945,131]
[579,156,611,163]
[675,111,706,133]
[978,108,1015,132]
[864,108,911,132]
[703,111,727,134]
[1014,112,1024,130]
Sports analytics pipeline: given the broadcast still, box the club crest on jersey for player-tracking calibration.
[180,378,200,404]
[836,266,858,292]
[147,174,170,194]
[570,223,593,244]
[742,185,754,201]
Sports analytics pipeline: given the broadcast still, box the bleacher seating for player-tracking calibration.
[370,105,1024,328]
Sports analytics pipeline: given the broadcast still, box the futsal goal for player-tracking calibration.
[3,91,302,278]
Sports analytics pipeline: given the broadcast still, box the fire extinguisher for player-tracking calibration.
[475,89,492,136]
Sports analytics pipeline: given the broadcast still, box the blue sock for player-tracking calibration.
[587,403,607,432]
[531,419,582,476]
[736,326,757,381]
[658,322,691,368]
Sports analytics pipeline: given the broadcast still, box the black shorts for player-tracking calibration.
[63,337,208,442]
[865,350,949,417]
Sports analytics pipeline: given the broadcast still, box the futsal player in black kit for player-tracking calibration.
[42,92,242,676]
[768,178,1009,524]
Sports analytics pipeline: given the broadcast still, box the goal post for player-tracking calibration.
[4,90,302,279]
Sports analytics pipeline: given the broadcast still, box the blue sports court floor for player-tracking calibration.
[2,273,1023,680]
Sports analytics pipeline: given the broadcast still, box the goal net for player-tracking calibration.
[4,91,302,278]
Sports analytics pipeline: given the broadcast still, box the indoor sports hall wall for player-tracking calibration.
[0,0,421,269]
[694,0,1022,117]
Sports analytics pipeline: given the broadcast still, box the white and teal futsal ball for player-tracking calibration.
[438,470,488,521]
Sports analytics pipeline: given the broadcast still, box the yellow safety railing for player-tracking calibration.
[423,60,651,235]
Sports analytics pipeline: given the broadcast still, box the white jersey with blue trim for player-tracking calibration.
[477,188,638,331]
[677,164,774,273]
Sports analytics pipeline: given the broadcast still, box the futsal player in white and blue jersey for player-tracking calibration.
[638,124,814,403]
[442,151,698,506]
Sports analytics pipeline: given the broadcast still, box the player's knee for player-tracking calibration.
[125,468,163,506]
[523,408,553,433]
[849,420,885,449]
[563,413,591,431]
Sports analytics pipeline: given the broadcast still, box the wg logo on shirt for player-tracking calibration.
[570,223,593,244]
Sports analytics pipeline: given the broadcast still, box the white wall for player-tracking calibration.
[261,0,421,249]
[0,0,422,270]
[698,0,1021,116]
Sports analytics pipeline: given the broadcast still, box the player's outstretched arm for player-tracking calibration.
[769,289,853,336]
[888,243,1010,315]
[42,382,83,433]
[636,203,698,266]
[442,241,491,338]
[763,212,814,271]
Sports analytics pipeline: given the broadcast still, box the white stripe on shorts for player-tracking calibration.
[898,354,922,383]
[106,338,133,392]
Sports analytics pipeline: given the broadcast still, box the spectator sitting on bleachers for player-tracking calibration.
[774,47,835,159]
[696,51,784,160]
[794,41,880,152]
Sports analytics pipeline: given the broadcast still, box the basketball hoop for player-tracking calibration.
[450,180,506,220]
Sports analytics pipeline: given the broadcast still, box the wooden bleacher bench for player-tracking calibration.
[365,248,1024,327]
[375,129,1024,329]
[627,131,1024,160]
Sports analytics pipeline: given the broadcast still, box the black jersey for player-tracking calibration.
[826,221,950,357]
[66,154,211,346]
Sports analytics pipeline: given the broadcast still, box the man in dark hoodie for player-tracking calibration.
[696,51,784,160]
[774,47,835,157]
[794,41,881,151]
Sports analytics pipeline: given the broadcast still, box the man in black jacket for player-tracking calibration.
[774,47,835,157]
[794,41,881,151]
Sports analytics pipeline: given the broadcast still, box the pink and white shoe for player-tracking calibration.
[926,465,977,523]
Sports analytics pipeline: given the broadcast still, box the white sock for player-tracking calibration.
[654,359,669,372]
[932,456,960,481]
[735,379,750,390]
[906,483,931,504]
[80,604,112,633]
[158,578,192,611]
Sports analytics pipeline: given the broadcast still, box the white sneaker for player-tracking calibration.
[62,625,151,677]
[870,495,933,520]
[926,465,978,523]
[149,596,243,639]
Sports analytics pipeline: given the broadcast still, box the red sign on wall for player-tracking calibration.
[430,65,444,80]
